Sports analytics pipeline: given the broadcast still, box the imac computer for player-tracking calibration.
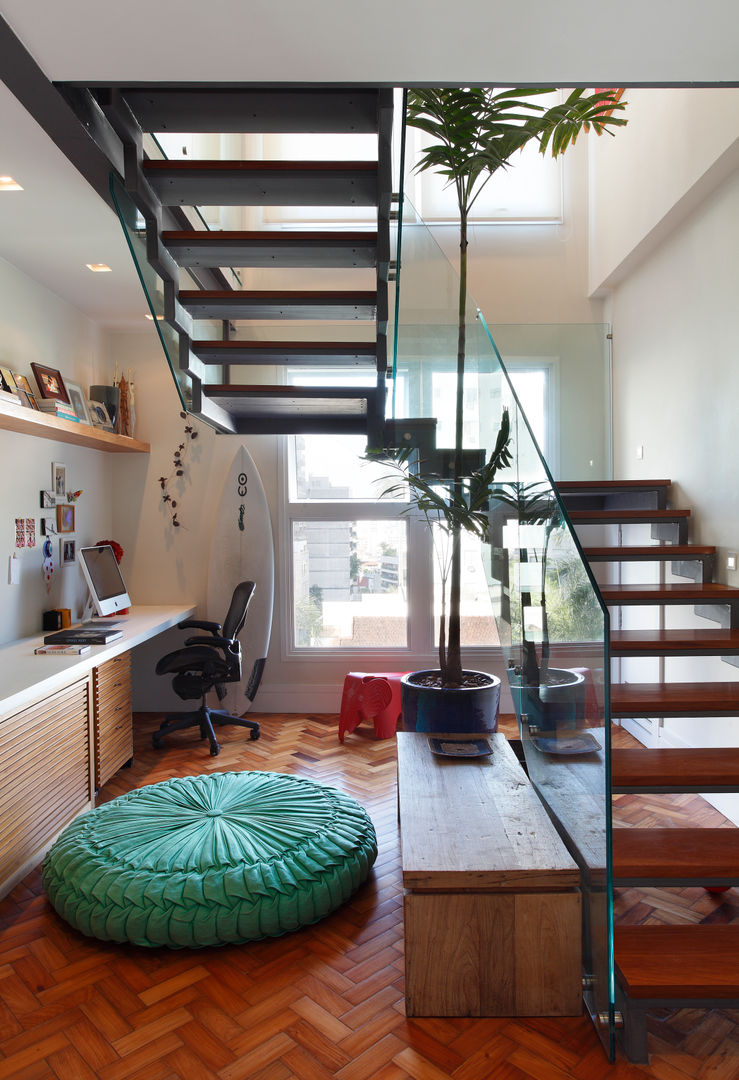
[78,544,132,618]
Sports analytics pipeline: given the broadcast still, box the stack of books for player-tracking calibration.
[36,399,79,422]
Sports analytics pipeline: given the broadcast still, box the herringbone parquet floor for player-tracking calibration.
[1,712,738,1079]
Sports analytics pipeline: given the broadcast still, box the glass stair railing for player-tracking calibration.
[390,193,615,1058]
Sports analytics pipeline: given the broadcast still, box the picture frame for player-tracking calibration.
[0,367,17,395]
[60,538,76,566]
[40,516,57,535]
[56,504,75,533]
[15,388,38,409]
[31,362,70,404]
[65,380,91,425]
[87,398,115,432]
[52,462,66,499]
[40,490,55,508]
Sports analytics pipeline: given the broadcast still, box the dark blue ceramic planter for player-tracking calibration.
[401,670,501,734]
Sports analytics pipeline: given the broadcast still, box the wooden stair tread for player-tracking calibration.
[179,289,377,321]
[612,747,739,791]
[191,340,377,365]
[569,508,689,522]
[162,230,379,268]
[611,681,739,716]
[145,159,378,172]
[144,160,379,208]
[584,545,715,559]
[615,926,739,999]
[601,582,739,604]
[558,480,671,491]
[610,628,739,655]
[613,828,739,882]
[203,384,375,398]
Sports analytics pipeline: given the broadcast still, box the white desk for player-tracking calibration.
[0,604,195,898]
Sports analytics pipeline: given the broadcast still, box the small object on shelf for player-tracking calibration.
[89,385,120,429]
[34,643,91,656]
[13,373,38,408]
[86,398,115,432]
[31,363,70,403]
[65,381,92,425]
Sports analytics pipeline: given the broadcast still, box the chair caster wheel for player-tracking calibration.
[152,736,162,750]
[209,744,221,756]
[250,729,260,741]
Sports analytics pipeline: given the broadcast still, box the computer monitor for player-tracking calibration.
[78,544,131,617]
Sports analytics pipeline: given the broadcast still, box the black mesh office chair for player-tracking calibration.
[153,580,260,756]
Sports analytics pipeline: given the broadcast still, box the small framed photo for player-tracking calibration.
[31,363,70,404]
[60,538,76,566]
[40,490,55,508]
[87,399,115,432]
[65,380,91,425]
[56,503,75,533]
[0,366,16,392]
[40,515,57,535]
[16,388,38,409]
[52,462,66,499]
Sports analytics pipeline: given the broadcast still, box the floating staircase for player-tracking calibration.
[559,478,739,1062]
[69,86,397,444]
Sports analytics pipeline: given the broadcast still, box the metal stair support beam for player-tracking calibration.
[119,88,382,134]
[143,160,379,207]
[190,341,379,367]
[160,230,379,269]
[100,89,230,291]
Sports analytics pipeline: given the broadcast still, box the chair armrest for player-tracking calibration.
[178,618,222,635]
[183,634,237,650]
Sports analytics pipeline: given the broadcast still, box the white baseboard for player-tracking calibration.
[253,681,343,714]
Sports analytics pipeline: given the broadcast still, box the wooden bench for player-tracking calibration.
[397,731,582,1016]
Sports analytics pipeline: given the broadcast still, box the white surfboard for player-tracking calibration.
[207,444,274,713]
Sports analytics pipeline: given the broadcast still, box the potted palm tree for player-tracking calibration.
[382,87,626,733]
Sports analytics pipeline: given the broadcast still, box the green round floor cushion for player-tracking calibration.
[42,771,377,948]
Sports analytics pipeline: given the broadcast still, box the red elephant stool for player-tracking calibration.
[338,672,409,741]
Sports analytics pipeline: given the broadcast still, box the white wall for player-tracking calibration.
[0,257,118,642]
[590,88,739,294]
[596,93,739,823]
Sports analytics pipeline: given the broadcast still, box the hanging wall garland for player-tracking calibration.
[157,413,200,529]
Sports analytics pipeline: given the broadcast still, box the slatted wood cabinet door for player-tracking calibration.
[0,678,93,896]
[92,653,133,789]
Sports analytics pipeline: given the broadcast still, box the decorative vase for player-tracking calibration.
[90,385,120,429]
[401,670,501,734]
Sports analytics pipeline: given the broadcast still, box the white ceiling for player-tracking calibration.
[3,0,739,84]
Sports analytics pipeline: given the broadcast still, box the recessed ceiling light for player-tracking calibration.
[0,176,23,191]
[86,263,112,273]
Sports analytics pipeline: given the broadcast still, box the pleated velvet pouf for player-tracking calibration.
[42,771,377,948]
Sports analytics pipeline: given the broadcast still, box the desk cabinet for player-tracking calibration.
[0,679,93,894]
[93,654,133,789]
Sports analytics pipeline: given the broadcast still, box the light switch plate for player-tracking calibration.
[728,552,737,572]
